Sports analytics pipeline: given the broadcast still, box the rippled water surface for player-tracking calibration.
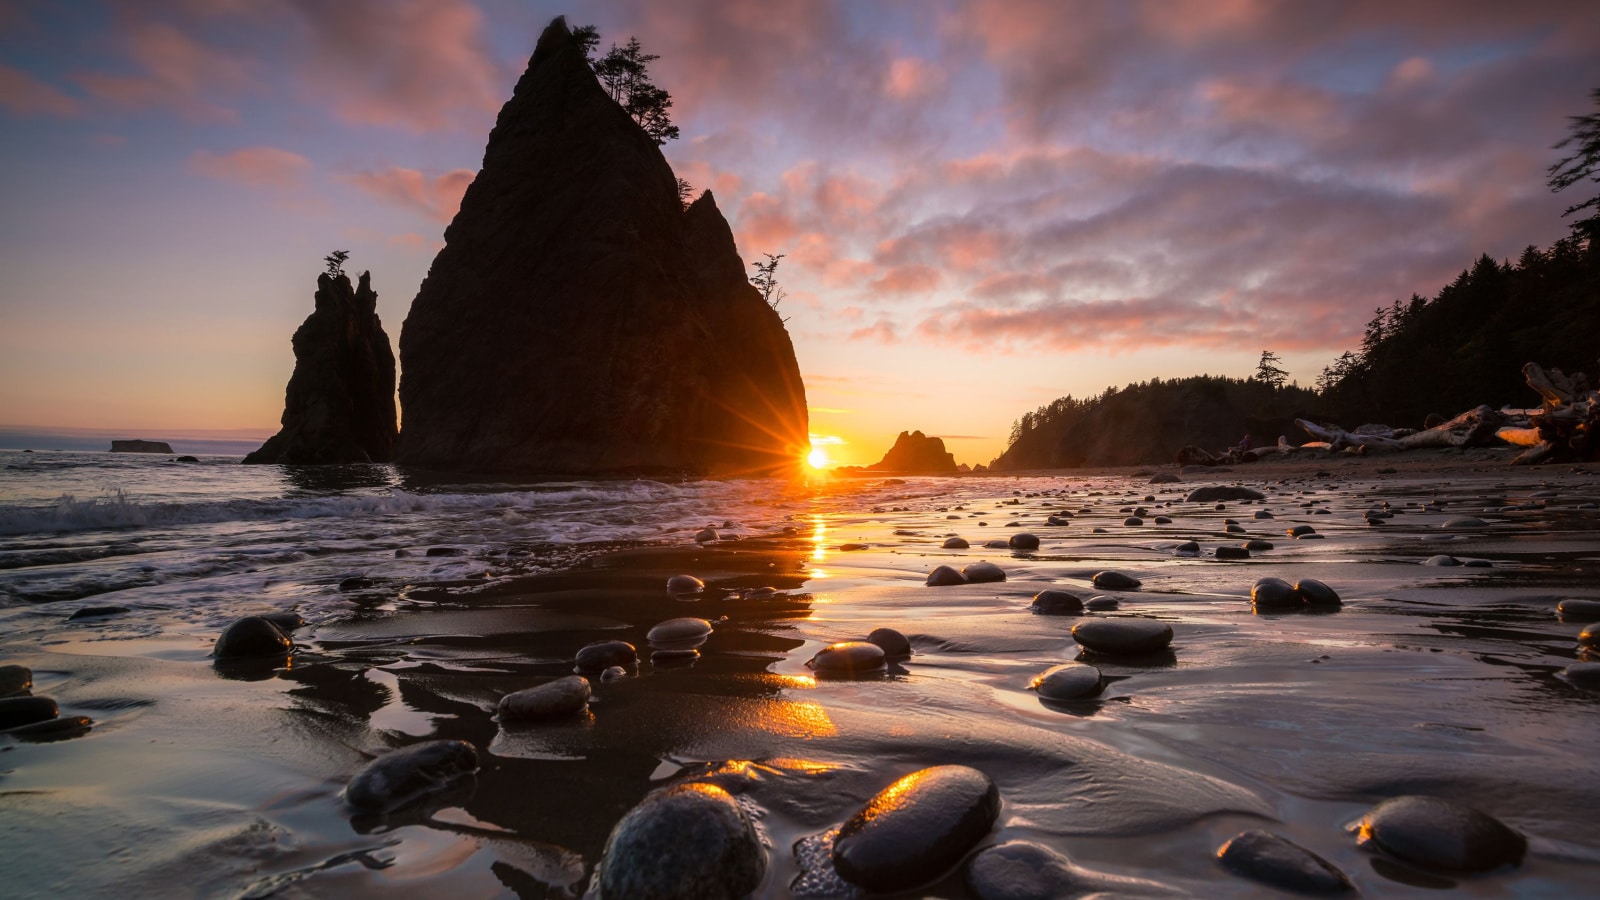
[2,450,1599,897]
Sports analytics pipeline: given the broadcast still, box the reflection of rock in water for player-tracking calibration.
[281,463,397,495]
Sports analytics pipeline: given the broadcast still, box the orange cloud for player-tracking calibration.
[342,166,476,223]
[190,146,311,189]
[0,64,80,117]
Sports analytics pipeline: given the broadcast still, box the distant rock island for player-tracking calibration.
[836,430,960,476]
[396,17,807,475]
[111,439,172,454]
[244,269,397,465]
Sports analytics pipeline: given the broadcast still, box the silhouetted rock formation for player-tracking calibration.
[870,431,959,474]
[111,440,172,453]
[396,17,807,475]
[244,271,396,464]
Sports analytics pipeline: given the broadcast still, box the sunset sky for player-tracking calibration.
[2,1,1598,466]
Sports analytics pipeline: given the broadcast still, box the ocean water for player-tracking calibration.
[3,450,1600,898]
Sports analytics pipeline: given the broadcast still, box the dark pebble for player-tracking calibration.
[1424,555,1460,567]
[260,611,307,631]
[575,640,637,672]
[1030,589,1085,615]
[1251,577,1300,609]
[212,616,292,659]
[67,605,129,620]
[424,547,463,557]
[1245,539,1275,551]
[1153,515,1172,524]
[3,714,93,741]
[966,840,1175,900]
[866,627,912,659]
[647,617,713,644]
[1215,546,1250,560]
[833,765,1000,894]
[1564,662,1600,690]
[339,576,375,591]
[1072,618,1173,655]
[1008,533,1040,550]
[942,537,969,549]
[1124,517,1144,526]
[808,641,887,676]
[1443,516,1489,529]
[1174,541,1200,556]
[838,542,869,551]
[1359,795,1526,872]
[0,665,32,697]
[1558,598,1600,621]
[667,574,706,595]
[963,561,1006,583]
[1296,578,1341,606]
[1187,486,1265,502]
[1218,829,1352,894]
[1581,623,1600,649]
[983,539,1009,549]
[927,565,966,587]
[1085,596,1119,611]
[1254,510,1274,519]
[345,739,480,813]
[598,783,764,900]
[1288,525,1316,537]
[0,695,58,729]
[1149,473,1181,484]
[498,675,590,720]
[1091,571,1141,591]
[1030,663,1102,700]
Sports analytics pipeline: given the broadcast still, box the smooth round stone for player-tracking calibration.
[1153,515,1172,524]
[926,565,966,587]
[1072,618,1173,655]
[1215,546,1250,560]
[1581,623,1600,649]
[600,665,628,682]
[666,574,705,595]
[1254,510,1274,519]
[942,537,969,549]
[1091,571,1141,591]
[1287,525,1316,537]
[1174,541,1200,556]
[1358,795,1526,872]
[575,640,637,672]
[866,627,912,659]
[1123,516,1144,526]
[838,543,869,551]
[694,527,719,542]
[1558,598,1600,621]
[499,675,590,720]
[1030,590,1085,615]
[345,739,480,812]
[652,648,700,666]
[0,665,32,698]
[1295,578,1341,606]
[1251,577,1300,609]
[833,765,1000,894]
[1008,533,1040,550]
[212,616,292,659]
[963,561,1006,583]
[1187,486,1266,502]
[1563,662,1600,690]
[966,840,1174,900]
[1085,596,1119,611]
[808,641,887,676]
[1031,662,1102,700]
[1245,539,1275,551]
[1443,516,1489,529]
[3,714,92,740]
[648,617,714,644]
[598,783,764,900]
[1424,555,1460,567]
[1149,473,1181,484]
[1218,829,1351,894]
[1462,559,1491,568]
[976,539,1006,549]
[0,696,58,730]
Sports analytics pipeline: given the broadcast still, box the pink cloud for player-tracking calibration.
[189,146,310,189]
[869,264,942,296]
[0,64,80,117]
[849,319,900,344]
[342,166,477,223]
[884,57,942,100]
[73,22,253,121]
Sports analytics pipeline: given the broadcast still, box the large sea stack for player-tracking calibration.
[870,430,959,474]
[243,271,397,464]
[396,17,807,475]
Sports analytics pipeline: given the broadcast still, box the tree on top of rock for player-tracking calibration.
[574,25,680,145]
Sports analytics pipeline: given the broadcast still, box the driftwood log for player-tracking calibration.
[1514,363,1598,464]
[1296,405,1510,454]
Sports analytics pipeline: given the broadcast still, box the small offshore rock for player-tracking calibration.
[213,616,292,659]
[498,675,591,721]
[1218,829,1352,894]
[1072,618,1173,656]
[1296,578,1341,606]
[1030,663,1102,700]
[833,765,1000,894]
[1215,546,1250,560]
[345,739,480,813]
[966,840,1176,900]
[667,574,705,596]
[1557,598,1600,621]
[575,640,637,672]
[1252,578,1300,609]
[1424,555,1460,567]
[598,782,764,900]
[866,627,912,660]
[0,665,33,698]
[1030,589,1084,615]
[648,617,713,644]
[67,605,129,620]
[1085,596,1119,611]
[808,640,887,676]
[1563,662,1600,690]
[1245,539,1275,551]
[1008,532,1039,550]
[0,696,58,729]
[1091,571,1141,591]
[1187,486,1266,503]
[963,561,1006,583]
[926,565,966,587]
[1357,795,1526,872]
[942,537,969,549]
[1288,525,1317,538]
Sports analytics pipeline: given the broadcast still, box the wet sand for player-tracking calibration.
[3,453,1600,897]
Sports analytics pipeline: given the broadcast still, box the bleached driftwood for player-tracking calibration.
[1396,405,1506,449]
[1295,419,1405,452]
[1515,363,1598,464]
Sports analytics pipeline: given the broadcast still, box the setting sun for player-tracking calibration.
[806,444,829,469]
